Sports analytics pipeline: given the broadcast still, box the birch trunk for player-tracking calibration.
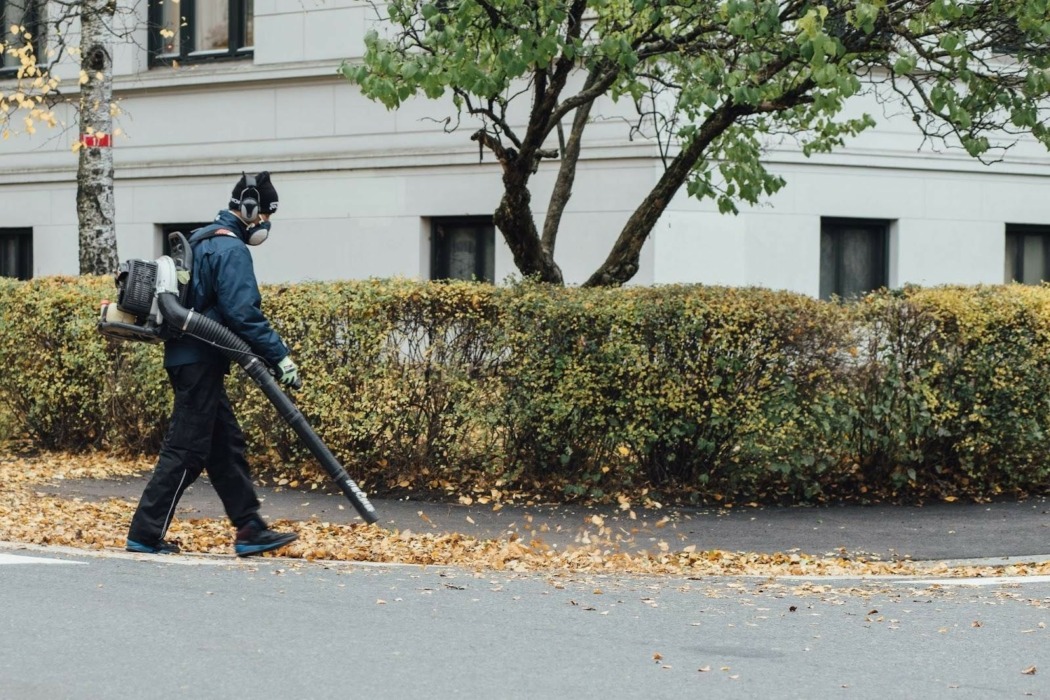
[76,0,118,276]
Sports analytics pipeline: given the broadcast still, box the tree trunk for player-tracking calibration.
[542,79,596,256]
[583,105,743,287]
[77,0,119,276]
[495,164,564,284]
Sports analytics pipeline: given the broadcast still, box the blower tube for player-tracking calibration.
[156,291,379,525]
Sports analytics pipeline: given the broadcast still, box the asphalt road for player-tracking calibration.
[2,545,1049,699]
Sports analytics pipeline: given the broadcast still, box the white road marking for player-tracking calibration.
[1,541,1049,581]
[0,542,232,567]
[758,573,1050,587]
[0,541,422,569]
[906,574,1050,587]
[0,552,85,565]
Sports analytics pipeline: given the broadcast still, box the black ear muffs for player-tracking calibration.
[238,173,260,222]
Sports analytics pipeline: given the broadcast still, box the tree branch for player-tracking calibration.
[542,71,598,254]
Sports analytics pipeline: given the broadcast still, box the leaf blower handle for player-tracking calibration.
[276,355,302,390]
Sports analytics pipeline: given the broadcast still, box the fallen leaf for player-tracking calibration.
[8,451,1050,581]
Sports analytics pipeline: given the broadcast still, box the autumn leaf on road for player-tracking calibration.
[4,451,1050,581]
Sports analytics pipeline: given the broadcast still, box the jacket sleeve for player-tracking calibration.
[210,243,289,367]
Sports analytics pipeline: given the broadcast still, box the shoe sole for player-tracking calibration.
[125,540,179,555]
[234,534,298,558]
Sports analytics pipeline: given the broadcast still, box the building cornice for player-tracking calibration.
[111,59,347,97]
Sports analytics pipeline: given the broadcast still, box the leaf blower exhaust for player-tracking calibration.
[98,232,379,525]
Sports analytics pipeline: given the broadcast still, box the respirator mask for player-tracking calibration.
[246,220,271,246]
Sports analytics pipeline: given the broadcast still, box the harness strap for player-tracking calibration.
[186,226,242,318]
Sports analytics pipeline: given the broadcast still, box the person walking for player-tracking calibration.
[126,171,301,557]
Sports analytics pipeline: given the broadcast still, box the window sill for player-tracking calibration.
[148,50,255,69]
[115,57,345,93]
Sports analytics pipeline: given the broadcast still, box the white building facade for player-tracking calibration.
[1,0,1048,298]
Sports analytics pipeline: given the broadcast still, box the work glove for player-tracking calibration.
[277,356,302,390]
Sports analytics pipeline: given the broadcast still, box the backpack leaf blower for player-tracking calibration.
[98,231,379,525]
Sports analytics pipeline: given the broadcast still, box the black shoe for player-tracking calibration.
[234,523,298,558]
[126,538,181,555]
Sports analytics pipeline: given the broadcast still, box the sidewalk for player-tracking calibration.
[41,474,1050,563]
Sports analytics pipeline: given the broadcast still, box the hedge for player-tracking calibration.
[2,275,1049,505]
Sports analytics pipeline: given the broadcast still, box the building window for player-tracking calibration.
[819,218,889,300]
[989,18,1040,58]
[159,222,211,257]
[431,217,495,283]
[1,1,45,75]
[148,0,253,66]
[1004,224,1050,284]
[0,228,32,279]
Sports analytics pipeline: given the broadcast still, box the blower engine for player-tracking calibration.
[98,253,184,343]
[98,232,378,525]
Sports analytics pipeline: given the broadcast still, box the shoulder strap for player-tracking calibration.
[185,224,241,319]
[189,224,241,247]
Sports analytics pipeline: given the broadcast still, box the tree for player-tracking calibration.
[1,0,126,275]
[74,0,119,276]
[344,0,1050,287]
[0,15,59,139]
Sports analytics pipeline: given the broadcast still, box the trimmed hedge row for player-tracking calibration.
[2,276,1049,504]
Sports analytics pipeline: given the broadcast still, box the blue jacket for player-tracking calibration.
[164,210,289,369]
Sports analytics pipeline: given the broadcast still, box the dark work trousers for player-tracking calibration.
[127,362,261,545]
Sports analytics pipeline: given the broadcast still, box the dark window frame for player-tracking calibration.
[0,227,33,280]
[148,0,253,67]
[159,222,211,257]
[819,217,890,300]
[988,17,1040,57]
[1004,223,1050,285]
[0,0,45,78]
[430,216,496,283]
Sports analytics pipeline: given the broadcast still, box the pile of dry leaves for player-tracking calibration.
[2,451,1048,580]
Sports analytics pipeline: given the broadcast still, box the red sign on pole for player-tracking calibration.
[80,133,112,148]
